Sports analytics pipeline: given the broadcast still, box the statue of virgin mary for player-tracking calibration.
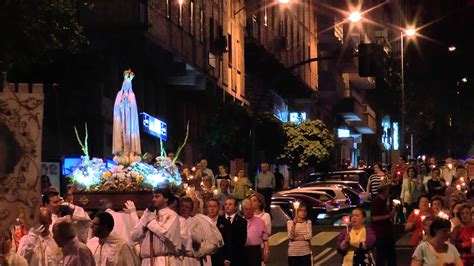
[112,69,141,164]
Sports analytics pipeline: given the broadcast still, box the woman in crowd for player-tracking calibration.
[287,203,312,266]
[337,208,376,266]
[234,169,252,200]
[450,201,465,231]
[427,168,445,198]
[420,216,436,243]
[400,167,417,214]
[367,163,388,199]
[411,217,463,266]
[215,165,231,193]
[451,204,474,265]
[0,229,27,265]
[250,192,272,235]
[430,196,445,216]
[405,195,434,250]
[418,163,431,193]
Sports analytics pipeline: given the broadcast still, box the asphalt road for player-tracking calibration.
[267,225,413,266]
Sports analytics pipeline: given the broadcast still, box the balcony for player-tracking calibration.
[335,97,364,122]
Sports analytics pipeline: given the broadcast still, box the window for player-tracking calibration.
[228,33,232,65]
[166,0,170,18]
[178,1,183,26]
[264,1,268,27]
[190,0,194,35]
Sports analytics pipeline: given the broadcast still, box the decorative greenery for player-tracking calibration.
[74,123,89,158]
[278,120,335,169]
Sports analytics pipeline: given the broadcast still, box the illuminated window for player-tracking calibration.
[190,0,194,35]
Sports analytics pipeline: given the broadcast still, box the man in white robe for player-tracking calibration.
[98,199,139,246]
[17,207,62,265]
[43,187,91,243]
[131,187,182,266]
[87,212,140,265]
[53,218,95,266]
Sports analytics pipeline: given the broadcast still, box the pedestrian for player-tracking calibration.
[405,195,434,250]
[287,203,312,266]
[223,196,247,266]
[216,164,231,193]
[131,187,182,265]
[441,158,456,186]
[250,192,272,235]
[370,185,397,266]
[0,229,28,266]
[42,187,91,243]
[234,169,252,201]
[274,166,284,191]
[418,163,431,193]
[242,199,269,266]
[451,204,474,265]
[427,167,445,198]
[53,218,96,266]
[367,163,388,199]
[17,207,62,265]
[200,159,215,185]
[411,217,463,266]
[400,166,417,215]
[87,212,140,265]
[64,185,74,204]
[207,199,232,266]
[215,179,231,208]
[430,196,445,216]
[98,199,139,246]
[450,201,465,231]
[179,197,204,266]
[337,208,376,266]
[256,162,275,214]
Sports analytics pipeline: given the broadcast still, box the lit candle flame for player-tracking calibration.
[213,189,218,195]
[192,167,196,171]
[456,184,461,191]
[234,176,238,183]
[414,209,420,216]
[421,215,426,221]
[448,163,453,170]
[293,201,300,210]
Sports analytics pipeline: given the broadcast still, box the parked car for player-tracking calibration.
[281,186,359,208]
[304,169,371,190]
[301,181,369,202]
[272,194,351,225]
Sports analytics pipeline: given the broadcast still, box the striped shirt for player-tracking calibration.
[287,220,312,257]
[367,174,386,197]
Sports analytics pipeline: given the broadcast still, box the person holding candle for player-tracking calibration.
[451,204,474,265]
[367,163,388,199]
[405,195,434,250]
[400,166,418,215]
[234,169,253,200]
[427,167,445,199]
[287,203,312,266]
[216,165,232,193]
[430,196,445,216]
[337,208,376,266]
[411,217,463,266]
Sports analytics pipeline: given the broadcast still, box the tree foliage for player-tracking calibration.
[278,120,334,169]
[0,0,87,69]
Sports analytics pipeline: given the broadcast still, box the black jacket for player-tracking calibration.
[212,214,247,266]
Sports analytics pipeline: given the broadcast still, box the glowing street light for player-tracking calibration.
[348,11,362,23]
[279,0,290,3]
[462,77,468,83]
[448,46,457,52]
[404,27,416,37]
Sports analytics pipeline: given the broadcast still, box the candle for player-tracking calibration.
[414,209,420,216]
[460,177,465,182]
[213,189,218,195]
[446,181,450,187]
[293,201,300,211]
[189,175,194,179]
[448,163,453,170]
[234,176,238,183]
[343,216,350,233]
[456,184,461,191]
[192,167,196,171]
[421,215,426,222]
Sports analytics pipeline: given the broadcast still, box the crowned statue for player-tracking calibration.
[112,69,141,165]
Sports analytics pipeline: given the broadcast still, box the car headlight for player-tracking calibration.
[317,213,329,219]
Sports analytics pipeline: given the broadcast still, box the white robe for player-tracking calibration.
[105,209,139,246]
[87,232,140,266]
[61,237,96,266]
[17,230,62,266]
[131,207,182,266]
[112,80,141,156]
[51,204,92,243]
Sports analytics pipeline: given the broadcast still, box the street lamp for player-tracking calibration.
[400,27,417,157]
[462,77,468,83]
[448,45,456,52]
[234,0,290,16]
[348,11,362,23]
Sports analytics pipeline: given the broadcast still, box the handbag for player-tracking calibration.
[353,243,375,266]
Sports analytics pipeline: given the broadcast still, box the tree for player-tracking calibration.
[0,0,87,70]
[278,120,334,169]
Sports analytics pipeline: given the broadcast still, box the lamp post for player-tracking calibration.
[400,27,416,157]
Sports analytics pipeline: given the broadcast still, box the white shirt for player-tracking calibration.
[412,242,460,266]
[105,209,139,246]
[17,230,62,266]
[225,213,236,224]
[87,232,140,266]
[61,237,96,266]
[131,207,182,265]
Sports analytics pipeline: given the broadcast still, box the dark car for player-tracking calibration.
[305,169,371,190]
[274,193,352,225]
[301,181,369,202]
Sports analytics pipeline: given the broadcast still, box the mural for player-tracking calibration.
[0,83,44,232]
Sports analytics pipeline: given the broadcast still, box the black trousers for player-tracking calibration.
[375,238,397,266]
[288,254,312,266]
[258,187,273,214]
[244,245,262,266]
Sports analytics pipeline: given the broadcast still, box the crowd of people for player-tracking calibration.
[338,156,474,266]
[1,159,280,266]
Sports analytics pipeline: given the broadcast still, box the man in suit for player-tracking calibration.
[219,196,247,266]
[208,198,230,266]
